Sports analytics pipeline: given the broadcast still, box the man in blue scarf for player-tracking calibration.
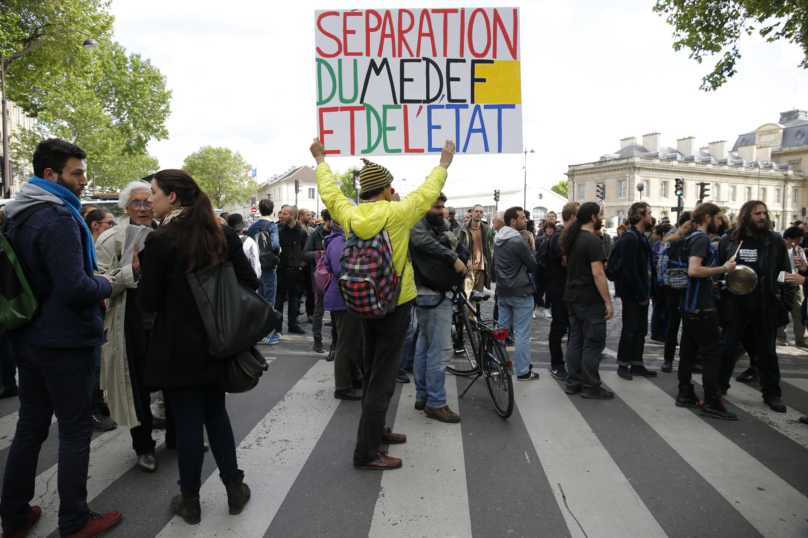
[0,138,123,538]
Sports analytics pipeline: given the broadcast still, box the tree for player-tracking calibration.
[183,146,257,208]
[10,39,171,190]
[654,0,808,91]
[333,167,360,202]
[551,180,568,198]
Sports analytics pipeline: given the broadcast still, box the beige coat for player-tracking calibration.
[96,215,146,428]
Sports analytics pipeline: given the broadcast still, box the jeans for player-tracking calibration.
[165,381,239,490]
[547,287,569,368]
[565,302,607,392]
[399,304,418,371]
[497,295,533,376]
[92,345,101,393]
[720,309,780,400]
[332,311,364,391]
[617,300,649,367]
[679,310,721,397]
[414,296,453,408]
[312,294,325,343]
[650,296,669,340]
[1,340,93,537]
[0,332,16,388]
[130,351,156,456]
[258,268,277,314]
[275,280,301,331]
[664,288,684,362]
[355,301,412,465]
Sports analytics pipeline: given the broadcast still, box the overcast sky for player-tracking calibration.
[110,0,807,201]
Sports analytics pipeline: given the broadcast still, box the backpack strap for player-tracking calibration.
[3,202,56,234]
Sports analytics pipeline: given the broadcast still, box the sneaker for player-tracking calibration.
[736,368,758,383]
[424,405,461,423]
[517,371,540,381]
[582,387,615,399]
[289,326,306,335]
[543,309,552,318]
[92,411,117,432]
[62,511,123,538]
[629,365,658,377]
[396,371,410,384]
[260,334,280,345]
[313,340,325,353]
[617,366,633,380]
[764,397,787,413]
[532,311,537,319]
[550,365,568,380]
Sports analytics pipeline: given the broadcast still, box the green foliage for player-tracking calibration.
[183,146,257,209]
[551,180,568,198]
[654,0,808,91]
[334,167,360,201]
[10,39,171,190]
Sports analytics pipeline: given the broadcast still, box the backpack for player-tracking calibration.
[605,234,626,282]
[656,231,709,290]
[314,250,333,296]
[253,221,280,270]
[338,226,401,318]
[410,233,470,293]
[0,203,54,330]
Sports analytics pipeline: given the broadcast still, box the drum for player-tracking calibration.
[725,265,758,295]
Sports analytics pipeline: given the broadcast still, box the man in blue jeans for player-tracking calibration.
[494,207,539,380]
[410,193,468,422]
[246,199,280,344]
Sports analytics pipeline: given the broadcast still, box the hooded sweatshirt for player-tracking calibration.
[493,226,538,297]
[316,162,447,306]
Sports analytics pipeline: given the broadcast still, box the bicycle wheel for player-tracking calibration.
[481,336,514,418]
[447,308,479,376]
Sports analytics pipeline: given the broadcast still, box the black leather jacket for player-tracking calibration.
[716,228,794,329]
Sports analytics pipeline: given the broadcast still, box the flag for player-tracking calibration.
[243,169,257,178]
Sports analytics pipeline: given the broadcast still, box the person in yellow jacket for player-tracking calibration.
[310,137,456,471]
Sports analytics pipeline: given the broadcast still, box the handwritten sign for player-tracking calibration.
[315,8,522,156]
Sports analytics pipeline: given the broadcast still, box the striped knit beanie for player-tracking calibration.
[359,158,393,193]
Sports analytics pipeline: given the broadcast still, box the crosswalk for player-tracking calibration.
[1,354,807,538]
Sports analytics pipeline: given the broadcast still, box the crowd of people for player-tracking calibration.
[0,135,806,538]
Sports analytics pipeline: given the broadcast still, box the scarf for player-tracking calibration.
[159,207,186,227]
[28,176,97,276]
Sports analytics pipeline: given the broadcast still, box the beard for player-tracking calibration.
[594,219,603,231]
[706,221,718,234]
[56,173,82,197]
[744,218,769,241]
[426,211,445,228]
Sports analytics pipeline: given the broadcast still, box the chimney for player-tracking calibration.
[620,136,636,149]
[757,145,772,162]
[779,109,808,124]
[708,140,727,160]
[737,143,756,162]
[677,137,696,156]
[642,132,660,152]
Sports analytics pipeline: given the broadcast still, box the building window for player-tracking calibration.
[714,184,721,201]
[776,188,782,204]
[730,186,736,202]
[745,187,752,201]
[642,180,650,197]
[793,188,799,207]
[618,180,626,198]
[578,184,585,201]
[308,187,315,200]
[533,207,548,220]
[661,181,668,198]
[760,187,766,203]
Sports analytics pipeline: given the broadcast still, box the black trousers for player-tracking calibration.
[720,309,780,399]
[1,340,93,536]
[547,287,569,368]
[664,288,684,362]
[130,352,156,456]
[617,300,648,367]
[354,301,412,465]
[303,267,315,317]
[679,310,721,398]
[275,274,301,330]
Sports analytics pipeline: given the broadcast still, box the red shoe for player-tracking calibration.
[381,426,406,444]
[353,451,402,470]
[1,506,41,538]
[63,511,123,538]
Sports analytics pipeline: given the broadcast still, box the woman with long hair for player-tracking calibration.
[84,208,116,244]
[138,170,259,524]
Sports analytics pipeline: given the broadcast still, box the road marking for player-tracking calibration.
[0,414,56,452]
[515,375,666,538]
[721,381,808,450]
[28,426,166,538]
[783,377,808,392]
[603,371,808,538]
[603,347,617,358]
[155,359,339,537]
[369,375,472,537]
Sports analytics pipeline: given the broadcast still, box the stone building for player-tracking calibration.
[566,109,808,229]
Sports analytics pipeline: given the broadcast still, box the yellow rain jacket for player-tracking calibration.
[315,162,447,306]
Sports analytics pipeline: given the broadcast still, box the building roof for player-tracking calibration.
[261,166,314,188]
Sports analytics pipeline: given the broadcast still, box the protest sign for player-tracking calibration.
[315,8,522,156]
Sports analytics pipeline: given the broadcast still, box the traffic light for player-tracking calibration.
[674,178,684,197]
[494,189,500,202]
[596,183,605,200]
[698,182,710,202]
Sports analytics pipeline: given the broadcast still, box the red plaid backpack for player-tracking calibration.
[338,225,401,318]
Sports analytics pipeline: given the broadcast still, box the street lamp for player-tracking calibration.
[523,147,534,210]
[1,29,99,197]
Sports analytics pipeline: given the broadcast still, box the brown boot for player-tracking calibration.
[381,426,406,444]
[425,405,461,423]
[353,451,402,470]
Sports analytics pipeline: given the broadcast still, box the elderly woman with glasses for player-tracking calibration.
[94,179,172,473]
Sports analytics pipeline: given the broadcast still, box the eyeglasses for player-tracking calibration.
[95,220,117,227]
[128,201,153,210]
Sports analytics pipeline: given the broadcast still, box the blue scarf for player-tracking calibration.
[28,176,98,276]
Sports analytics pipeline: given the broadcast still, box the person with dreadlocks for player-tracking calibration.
[310,138,456,471]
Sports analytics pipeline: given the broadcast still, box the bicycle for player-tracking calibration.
[447,289,514,418]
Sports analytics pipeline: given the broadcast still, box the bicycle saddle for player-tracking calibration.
[470,291,491,302]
